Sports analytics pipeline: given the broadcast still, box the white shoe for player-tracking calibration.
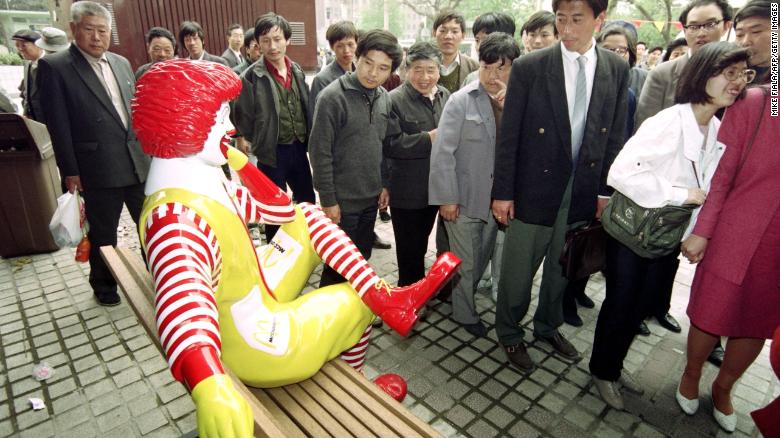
[676,386,699,415]
[712,396,736,432]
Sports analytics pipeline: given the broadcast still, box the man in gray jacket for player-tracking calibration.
[232,12,315,242]
[429,33,520,337]
[309,30,403,287]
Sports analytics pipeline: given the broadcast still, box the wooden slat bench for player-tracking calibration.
[101,246,441,438]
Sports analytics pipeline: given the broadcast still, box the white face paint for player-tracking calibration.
[195,102,231,166]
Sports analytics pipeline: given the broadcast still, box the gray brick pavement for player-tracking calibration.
[0,208,776,437]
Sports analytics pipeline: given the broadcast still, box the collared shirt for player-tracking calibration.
[561,39,597,125]
[76,45,129,128]
[265,56,293,90]
[440,52,461,76]
[231,48,242,61]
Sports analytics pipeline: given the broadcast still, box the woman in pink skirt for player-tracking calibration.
[678,85,780,432]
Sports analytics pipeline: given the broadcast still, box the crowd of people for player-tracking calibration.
[4,0,778,434]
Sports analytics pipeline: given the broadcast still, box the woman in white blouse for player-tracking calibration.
[588,42,753,411]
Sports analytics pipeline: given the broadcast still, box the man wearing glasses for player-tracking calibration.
[635,0,733,129]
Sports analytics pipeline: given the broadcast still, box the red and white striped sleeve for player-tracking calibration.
[144,202,225,389]
[226,181,296,225]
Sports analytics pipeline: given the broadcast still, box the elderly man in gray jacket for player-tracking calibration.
[428,33,520,337]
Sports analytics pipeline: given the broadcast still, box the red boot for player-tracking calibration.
[373,374,407,402]
[361,252,460,337]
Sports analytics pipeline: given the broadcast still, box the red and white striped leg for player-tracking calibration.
[299,203,378,296]
[339,325,372,372]
[299,202,462,337]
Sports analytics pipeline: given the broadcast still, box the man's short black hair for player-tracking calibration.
[178,21,204,48]
[478,32,521,66]
[243,28,254,49]
[675,41,749,104]
[649,46,664,53]
[473,12,516,37]
[254,12,291,40]
[147,26,175,48]
[523,10,558,36]
[226,23,242,36]
[637,41,647,47]
[552,0,608,17]
[734,0,770,26]
[356,29,403,71]
[597,25,637,67]
[326,21,359,47]
[663,37,688,62]
[679,0,734,25]
[433,10,466,34]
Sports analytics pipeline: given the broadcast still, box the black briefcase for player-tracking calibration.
[559,221,606,281]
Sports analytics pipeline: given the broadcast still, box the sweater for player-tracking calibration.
[309,72,391,212]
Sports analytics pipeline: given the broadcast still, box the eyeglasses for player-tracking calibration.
[683,20,723,33]
[604,46,628,55]
[721,67,756,83]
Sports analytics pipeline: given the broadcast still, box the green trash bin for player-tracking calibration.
[0,114,60,257]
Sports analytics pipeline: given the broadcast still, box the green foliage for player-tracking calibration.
[607,0,685,45]
[459,0,538,36]
[2,0,48,11]
[0,53,23,66]
[358,0,404,36]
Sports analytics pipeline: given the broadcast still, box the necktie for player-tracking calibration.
[571,55,587,168]
[96,59,129,128]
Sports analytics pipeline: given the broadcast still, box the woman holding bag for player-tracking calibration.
[589,42,752,410]
[676,84,778,432]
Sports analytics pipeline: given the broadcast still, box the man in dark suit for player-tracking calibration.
[221,23,244,68]
[178,21,228,66]
[491,0,628,374]
[37,1,151,306]
[134,27,176,80]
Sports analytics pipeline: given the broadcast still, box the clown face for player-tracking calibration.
[195,103,232,167]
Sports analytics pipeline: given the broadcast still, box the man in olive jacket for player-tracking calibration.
[232,13,315,241]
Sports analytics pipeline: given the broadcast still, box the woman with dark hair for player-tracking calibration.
[676,82,777,432]
[664,37,689,63]
[588,42,752,410]
[596,25,647,99]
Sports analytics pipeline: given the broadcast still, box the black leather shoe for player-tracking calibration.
[655,313,682,333]
[707,344,724,367]
[379,210,391,222]
[564,312,583,327]
[436,282,452,302]
[95,292,121,307]
[535,331,581,361]
[503,343,535,372]
[576,294,595,308]
[637,321,651,336]
[463,321,488,337]
[373,235,392,249]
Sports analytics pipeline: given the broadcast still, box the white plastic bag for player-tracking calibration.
[49,192,85,248]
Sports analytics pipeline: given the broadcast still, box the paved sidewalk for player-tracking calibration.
[0,209,776,437]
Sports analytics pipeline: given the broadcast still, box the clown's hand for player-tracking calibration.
[191,374,253,438]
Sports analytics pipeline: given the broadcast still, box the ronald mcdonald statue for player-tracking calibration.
[131,59,460,437]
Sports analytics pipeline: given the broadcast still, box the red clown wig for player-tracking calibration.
[132,59,242,158]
